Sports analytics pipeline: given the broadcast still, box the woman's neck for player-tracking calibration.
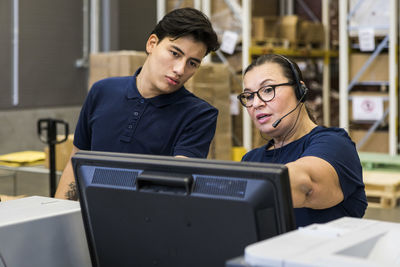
[272,110,317,149]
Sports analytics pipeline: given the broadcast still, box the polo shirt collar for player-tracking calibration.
[126,68,142,99]
[126,67,190,108]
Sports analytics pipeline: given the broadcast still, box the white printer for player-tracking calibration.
[245,217,400,267]
[0,196,91,267]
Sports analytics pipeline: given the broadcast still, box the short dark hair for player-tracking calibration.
[151,8,220,55]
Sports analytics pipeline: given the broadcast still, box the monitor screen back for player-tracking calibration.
[73,151,296,267]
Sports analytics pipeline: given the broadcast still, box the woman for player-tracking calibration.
[238,54,367,227]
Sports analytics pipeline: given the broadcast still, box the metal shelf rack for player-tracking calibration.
[339,0,398,156]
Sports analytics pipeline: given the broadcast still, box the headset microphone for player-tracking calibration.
[272,87,308,128]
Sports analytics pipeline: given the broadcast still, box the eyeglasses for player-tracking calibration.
[237,82,294,107]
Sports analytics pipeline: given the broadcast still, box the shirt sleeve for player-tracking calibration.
[173,105,218,158]
[301,129,364,200]
[73,83,99,150]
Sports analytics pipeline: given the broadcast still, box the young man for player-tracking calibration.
[55,8,220,200]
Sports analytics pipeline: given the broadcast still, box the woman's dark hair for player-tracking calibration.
[151,8,220,55]
[244,54,304,85]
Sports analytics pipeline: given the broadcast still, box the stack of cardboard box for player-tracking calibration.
[88,51,147,90]
[252,15,325,48]
[186,63,232,160]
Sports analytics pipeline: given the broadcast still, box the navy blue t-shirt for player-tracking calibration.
[242,126,367,227]
[74,68,218,158]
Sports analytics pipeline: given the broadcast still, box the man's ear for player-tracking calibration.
[146,34,159,54]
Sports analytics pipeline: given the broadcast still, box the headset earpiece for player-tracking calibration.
[299,84,308,102]
[271,55,308,128]
[277,55,307,102]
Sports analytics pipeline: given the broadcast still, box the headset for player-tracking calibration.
[271,55,308,128]
[276,54,308,102]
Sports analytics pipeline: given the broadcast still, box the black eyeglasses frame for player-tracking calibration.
[237,82,295,107]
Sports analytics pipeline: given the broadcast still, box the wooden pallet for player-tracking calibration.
[363,170,400,208]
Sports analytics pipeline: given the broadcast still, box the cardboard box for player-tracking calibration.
[186,63,232,160]
[88,53,109,90]
[252,0,278,17]
[88,50,147,90]
[225,52,242,74]
[349,130,388,153]
[252,16,279,40]
[278,15,300,43]
[299,20,325,45]
[44,134,74,171]
[350,53,388,82]
[212,0,227,14]
[187,63,230,85]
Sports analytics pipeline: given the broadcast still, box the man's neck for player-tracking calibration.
[136,63,152,98]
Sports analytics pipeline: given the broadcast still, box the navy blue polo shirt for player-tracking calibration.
[74,68,218,158]
[242,126,367,227]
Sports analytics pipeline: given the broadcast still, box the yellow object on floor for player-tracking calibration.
[0,151,45,167]
[232,146,248,162]
[0,194,26,202]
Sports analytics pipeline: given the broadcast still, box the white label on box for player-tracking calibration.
[220,31,239,55]
[358,28,375,52]
[352,96,384,121]
[230,94,240,115]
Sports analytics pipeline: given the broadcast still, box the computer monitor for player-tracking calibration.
[72,150,296,267]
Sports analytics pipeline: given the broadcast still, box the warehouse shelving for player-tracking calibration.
[339,0,398,156]
[243,0,335,150]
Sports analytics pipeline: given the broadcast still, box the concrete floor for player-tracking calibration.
[1,168,400,224]
[364,205,400,223]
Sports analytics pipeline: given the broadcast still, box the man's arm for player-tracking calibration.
[54,145,80,200]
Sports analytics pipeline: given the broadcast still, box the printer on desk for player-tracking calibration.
[243,217,400,267]
[0,196,91,267]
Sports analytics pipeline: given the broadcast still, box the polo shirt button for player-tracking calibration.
[128,125,133,129]
[140,99,145,104]
[134,112,139,116]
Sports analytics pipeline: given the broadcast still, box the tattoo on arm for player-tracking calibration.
[65,182,78,200]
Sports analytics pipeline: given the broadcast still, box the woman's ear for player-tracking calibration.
[146,34,159,54]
